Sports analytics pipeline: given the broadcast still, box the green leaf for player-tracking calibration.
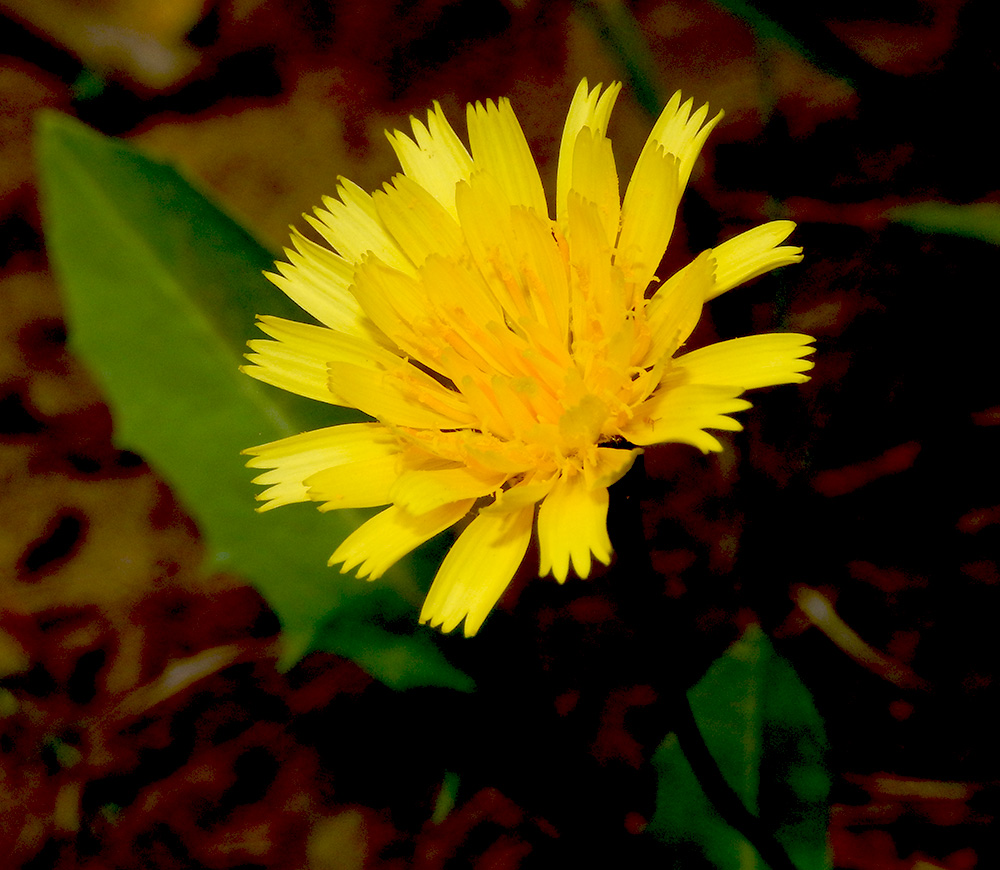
[887,201,1000,245]
[36,111,473,692]
[431,771,460,824]
[650,625,830,869]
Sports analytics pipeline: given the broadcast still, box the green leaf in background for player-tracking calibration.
[575,0,665,118]
[36,111,473,692]
[708,1,814,65]
[887,201,1000,245]
[651,625,830,869]
[707,1,858,89]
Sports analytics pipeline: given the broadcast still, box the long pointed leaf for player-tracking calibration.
[36,111,472,692]
[651,625,830,868]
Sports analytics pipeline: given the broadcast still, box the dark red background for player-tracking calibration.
[1,1,994,867]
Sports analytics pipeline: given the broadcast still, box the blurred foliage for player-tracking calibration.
[2,0,207,88]
[575,0,665,115]
[36,111,472,691]
[708,0,831,79]
[887,201,1000,246]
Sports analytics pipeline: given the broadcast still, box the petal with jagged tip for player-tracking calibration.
[267,228,381,338]
[242,319,352,406]
[618,92,721,291]
[244,422,397,510]
[537,473,612,583]
[676,333,816,390]
[557,79,621,227]
[624,382,752,453]
[244,315,404,406]
[420,504,534,636]
[309,179,413,273]
[306,456,401,510]
[330,500,474,580]
[466,97,548,216]
[564,127,620,246]
[706,220,804,301]
[386,101,474,218]
[641,92,722,192]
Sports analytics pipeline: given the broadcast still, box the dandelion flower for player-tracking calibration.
[242,80,814,636]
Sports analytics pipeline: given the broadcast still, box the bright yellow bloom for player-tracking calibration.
[242,80,814,636]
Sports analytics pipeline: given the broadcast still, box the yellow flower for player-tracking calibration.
[241,80,814,636]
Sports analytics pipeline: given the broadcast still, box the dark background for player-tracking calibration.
[1,1,995,867]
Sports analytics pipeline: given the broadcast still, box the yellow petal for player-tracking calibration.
[331,500,474,579]
[644,92,722,191]
[349,255,435,366]
[456,172,569,337]
[306,457,400,510]
[565,191,620,348]
[676,333,816,389]
[417,255,543,381]
[244,422,396,511]
[251,314,378,359]
[623,382,752,452]
[309,178,414,273]
[454,171,521,317]
[390,465,508,515]
[567,127,620,252]
[706,220,804,301]
[466,97,548,216]
[268,228,380,339]
[643,250,711,365]
[419,254,505,333]
[241,349,333,406]
[618,92,722,291]
[508,206,572,343]
[419,504,535,636]
[245,315,474,427]
[372,173,466,267]
[616,146,681,291]
[329,359,475,429]
[537,472,613,582]
[354,250,514,384]
[386,101,474,217]
[303,436,403,511]
[243,315,402,406]
[557,79,621,226]
[481,475,557,513]
[242,316,348,405]
[585,446,640,490]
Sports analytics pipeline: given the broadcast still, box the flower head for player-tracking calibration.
[242,80,814,636]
